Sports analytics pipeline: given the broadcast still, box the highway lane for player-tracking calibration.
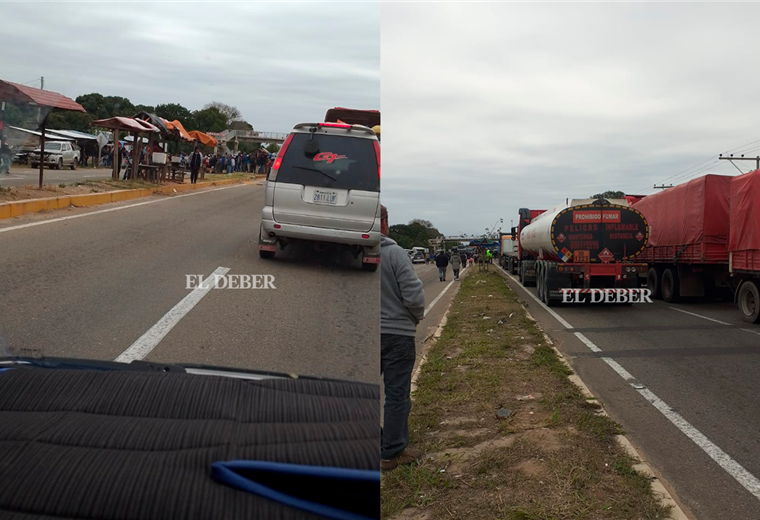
[0,182,379,384]
[411,259,473,373]
[499,266,760,520]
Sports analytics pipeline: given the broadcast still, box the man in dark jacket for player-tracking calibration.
[435,250,449,281]
[381,205,425,471]
[189,146,202,184]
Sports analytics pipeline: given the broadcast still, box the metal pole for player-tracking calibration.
[38,117,46,189]
[131,133,140,180]
[112,129,120,180]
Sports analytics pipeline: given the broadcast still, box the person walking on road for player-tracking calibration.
[0,137,11,175]
[380,204,425,471]
[436,250,449,281]
[189,146,202,184]
[450,250,462,280]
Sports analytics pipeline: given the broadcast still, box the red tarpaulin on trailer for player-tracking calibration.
[632,175,731,247]
[729,169,760,252]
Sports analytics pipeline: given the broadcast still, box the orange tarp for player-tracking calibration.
[188,130,218,147]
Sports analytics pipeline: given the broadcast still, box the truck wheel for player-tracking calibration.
[56,158,63,170]
[661,268,680,303]
[519,263,524,284]
[737,281,760,323]
[71,158,78,170]
[647,268,661,299]
[258,231,275,259]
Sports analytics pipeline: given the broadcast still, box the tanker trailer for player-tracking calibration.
[519,198,650,305]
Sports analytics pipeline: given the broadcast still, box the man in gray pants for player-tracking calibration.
[380,205,425,471]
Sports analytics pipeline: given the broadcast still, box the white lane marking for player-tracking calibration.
[669,307,733,326]
[637,386,760,499]
[742,328,760,336]
[424,265,467,317]
[114,267,230,363]
[0,184,248,234]
[500,266,760,501]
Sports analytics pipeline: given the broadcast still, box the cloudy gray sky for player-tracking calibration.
[1,1,379,133]
[382,2,760,236]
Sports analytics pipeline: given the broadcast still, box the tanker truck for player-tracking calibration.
[518,199,650,306]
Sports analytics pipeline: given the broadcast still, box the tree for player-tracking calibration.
[189,106,227,133]
[266,143,280,153]
[590,190,625,200]
[155,103,192,123]
[204,102,242,127]
[134,104,156,114]
[389,219,441,249]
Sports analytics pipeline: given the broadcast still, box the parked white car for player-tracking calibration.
[30,141,80,170]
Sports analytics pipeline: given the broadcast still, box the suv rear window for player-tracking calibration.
[276,133,379,192]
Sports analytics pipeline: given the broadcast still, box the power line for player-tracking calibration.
[633,137,760,195]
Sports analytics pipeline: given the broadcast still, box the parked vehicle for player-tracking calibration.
[258,122,381,271]
[30,141,80,170]
[517,199,649,306]
[632,171,760,322]
[500,234,519,274]
[511,208,546,286]
[411,252,425,264]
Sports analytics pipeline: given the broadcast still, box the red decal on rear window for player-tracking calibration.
[314,152,347,164]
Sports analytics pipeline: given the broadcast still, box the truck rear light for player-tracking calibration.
[319,123,351,129]
[271,133,294,172]
[373,140,381,180]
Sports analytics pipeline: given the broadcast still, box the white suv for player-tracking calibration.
[258,122,381,271]
[30,141,80,170]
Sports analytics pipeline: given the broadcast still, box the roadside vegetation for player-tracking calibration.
[381,271,670,520]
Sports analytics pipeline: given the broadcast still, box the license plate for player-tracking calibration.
[313,190,337,204]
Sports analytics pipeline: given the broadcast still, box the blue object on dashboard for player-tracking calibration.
[0,368,14,373]
[211,460,379,520]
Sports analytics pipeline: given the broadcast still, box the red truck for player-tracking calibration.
[517,199,650,306]
[631,170,760,323]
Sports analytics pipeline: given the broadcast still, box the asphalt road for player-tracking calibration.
[0,165,113,187]
[411,259,473,373]
[498,265,760,520]
[0,182,379,384]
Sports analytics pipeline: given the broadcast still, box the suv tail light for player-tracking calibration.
[373,140,380,180]
[319,123,351,129]
[271,133,294,172]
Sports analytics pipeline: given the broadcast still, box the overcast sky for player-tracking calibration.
[382,2,760,237]
[1,2,379,134]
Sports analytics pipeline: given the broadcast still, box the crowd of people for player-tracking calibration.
[427,246,494,280]
[206,149,274,175]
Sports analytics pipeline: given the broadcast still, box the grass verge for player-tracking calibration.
[381,271,670,520]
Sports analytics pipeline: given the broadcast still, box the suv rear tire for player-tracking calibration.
[71,158,78,170]
[259,249,275,259]
[56,158,63,170]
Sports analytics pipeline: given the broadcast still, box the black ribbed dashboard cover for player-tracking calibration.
[0,369,379,519]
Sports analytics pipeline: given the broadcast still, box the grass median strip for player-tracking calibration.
[381,271,670,520]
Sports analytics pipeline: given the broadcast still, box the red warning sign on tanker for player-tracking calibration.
[572,210,621,224]
[636,231,644,241]
[556,233,566,243]
[598,248,614,263]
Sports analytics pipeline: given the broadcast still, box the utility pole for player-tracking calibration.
[719,154,759,173]
[37,76,45,125]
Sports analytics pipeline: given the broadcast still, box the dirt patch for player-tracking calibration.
[0,180,161,202]
[381,271,670,520]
